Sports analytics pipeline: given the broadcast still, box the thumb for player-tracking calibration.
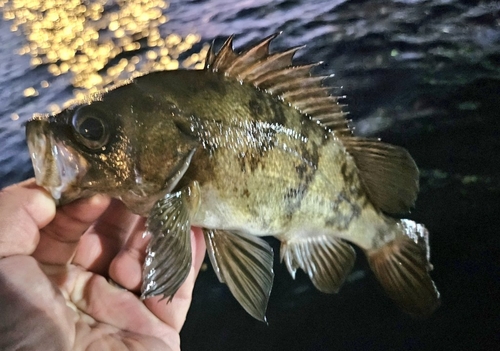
[0,179,56,258]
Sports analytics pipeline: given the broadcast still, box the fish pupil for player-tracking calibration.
[79,117,104,141]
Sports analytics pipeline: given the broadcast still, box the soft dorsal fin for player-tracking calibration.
[206,34,420,214]
[343,137,419,214]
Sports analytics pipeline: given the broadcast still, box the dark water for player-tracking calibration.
[1,0,499,350]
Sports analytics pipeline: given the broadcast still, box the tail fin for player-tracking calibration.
[367,219,440,317]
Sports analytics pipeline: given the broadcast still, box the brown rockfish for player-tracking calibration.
[26,33,440,321]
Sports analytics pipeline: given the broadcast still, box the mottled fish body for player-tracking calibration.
[26,34,440,321]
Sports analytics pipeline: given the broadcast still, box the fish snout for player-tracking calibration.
[26,119,88,203]
[26,119,49,185]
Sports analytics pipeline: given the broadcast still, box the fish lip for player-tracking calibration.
[26,120,88,204]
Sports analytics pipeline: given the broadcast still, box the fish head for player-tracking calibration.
[26,83,198,210]
[26,96,131,205]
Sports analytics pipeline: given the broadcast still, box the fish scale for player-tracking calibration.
[26,33,440,322]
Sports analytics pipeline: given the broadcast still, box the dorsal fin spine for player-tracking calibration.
[253,66,313,91]
[267,76,327,95]
[311,112,349,121]
[302,105,340,116]
[212,35,236,71]
[322,119,349,127]
[254,63,321,88]
[204,39,217,69]
[225,33,280,75]
[281,86,331,100]
[238,46,303,81]
[294,96,339,110]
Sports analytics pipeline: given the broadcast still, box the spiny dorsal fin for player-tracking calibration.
[206,35,420,214]
[343,137,419,214]
[205,33,351,137]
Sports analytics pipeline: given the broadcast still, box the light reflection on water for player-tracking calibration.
[0,0,208,112]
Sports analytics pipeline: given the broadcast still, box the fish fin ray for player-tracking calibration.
[225,33,280,75]
[206,34,352,136]
[294,96,340,111]
[204,39,217,69]
[163,147,197,193]
[367,220,440,317]
[280,85,331,101]
[211,35,238,72]
[238,45,303,81]
[312,112,350,123]
[203,228,226,284]
[343,136,419,214]
[267,76,326,96]
[281,235,356,293]
[253,63,321,89]
[203,229,274,322]
[141,182,201,300]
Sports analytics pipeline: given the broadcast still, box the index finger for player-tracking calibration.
[0,179,55,258]
[72,199,142,275]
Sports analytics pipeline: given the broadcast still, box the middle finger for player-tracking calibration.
[33,195,111,266]
[72,199,142,276]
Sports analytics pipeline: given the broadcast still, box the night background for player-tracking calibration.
[0,0,499,350]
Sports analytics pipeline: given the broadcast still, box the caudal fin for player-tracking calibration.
[367,219,440,317]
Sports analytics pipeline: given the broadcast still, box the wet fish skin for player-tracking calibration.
[26,34,440,322]
[27,81,199,213]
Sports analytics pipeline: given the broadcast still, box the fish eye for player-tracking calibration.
[72,107,109,150]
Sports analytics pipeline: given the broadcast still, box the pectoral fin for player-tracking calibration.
[281,235,356,293]
[203,229,274,322]
[141,182,200,300]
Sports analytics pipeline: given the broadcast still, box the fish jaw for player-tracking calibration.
[26,119,89,205]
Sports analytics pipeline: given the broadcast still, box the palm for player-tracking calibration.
[0,180,205,351]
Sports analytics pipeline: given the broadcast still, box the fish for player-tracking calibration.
[26,33,440,322]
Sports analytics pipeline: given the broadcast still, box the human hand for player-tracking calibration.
[0,179,206,351]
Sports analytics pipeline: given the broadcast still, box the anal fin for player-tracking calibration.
[367,220,440,317]
[203,229,274,322]
[281,235,356,294]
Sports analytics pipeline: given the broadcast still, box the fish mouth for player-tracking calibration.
[26,119,89,205]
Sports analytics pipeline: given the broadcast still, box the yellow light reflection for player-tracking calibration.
[23,87,38,97]
[0,0,206,100]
